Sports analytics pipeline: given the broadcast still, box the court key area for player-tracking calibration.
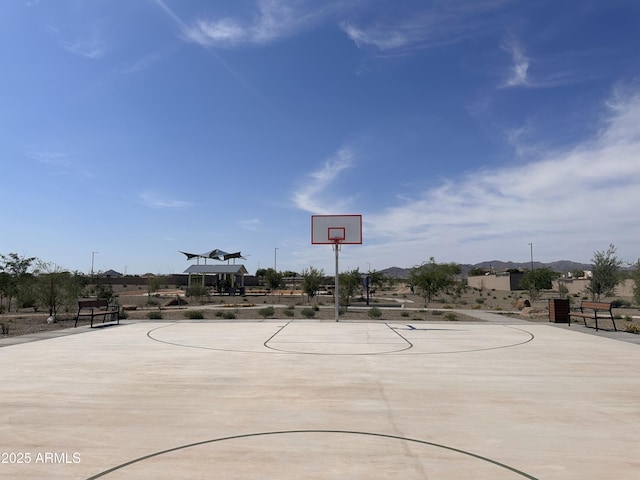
[1,320,639,479]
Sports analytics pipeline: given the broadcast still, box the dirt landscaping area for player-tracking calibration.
[2,284,640,338]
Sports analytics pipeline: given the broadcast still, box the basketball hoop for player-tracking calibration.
[311,215,362,321]
[328,227,346,244]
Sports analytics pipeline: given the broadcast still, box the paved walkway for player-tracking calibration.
[1,315,639,479]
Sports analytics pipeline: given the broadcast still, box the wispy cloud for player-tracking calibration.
[292,147,356,214]
[138,191,193,209]
[341,0,515,52]
[62,37,107,59]
[178,0,335,47]
[501,36,529,87]
[239,218,262,231]
[26,148,94,177]
[362,87,640,264]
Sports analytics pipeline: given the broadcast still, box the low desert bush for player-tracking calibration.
[221,311,236,319]
[624,323,640,334]
[611,299,631,308]
[301,307,316,318]
[400,311,409,317]
[184,310,204,319]
[147,311,162,319]
[444,312,457,321]
[258,306,275,318]
[367,307,382,319]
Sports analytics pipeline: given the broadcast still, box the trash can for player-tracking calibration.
[549,298,570,323]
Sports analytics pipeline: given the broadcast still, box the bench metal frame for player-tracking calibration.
[75,299,120,328]
[568,301,616,331]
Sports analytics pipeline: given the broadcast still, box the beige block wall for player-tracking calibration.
[467,274,515,291]
[553,278,634,297]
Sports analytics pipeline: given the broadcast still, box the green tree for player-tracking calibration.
[0,253,36,312]
[584,244,622,301]
[338,268,362,312]
[263,268,283,291]
[368,270,386,292]
[520,267,558,302]
[468,267,487,277]
[147,275,167,297]
[630,260,640,307]
[34,262,85,316]
[571,269,585,279]
[301,266,324,304]
[409,258,461,307]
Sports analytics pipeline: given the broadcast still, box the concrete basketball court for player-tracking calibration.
[1,316,639,479]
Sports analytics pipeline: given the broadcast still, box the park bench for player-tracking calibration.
[75,299,120,328]
[568,301,616,332]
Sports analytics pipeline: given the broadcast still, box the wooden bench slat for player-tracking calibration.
[75,299,120,328]
[568,301,616,332]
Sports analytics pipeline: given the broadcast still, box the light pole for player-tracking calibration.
[91,251,99,276]
[528,243,534,271]
[274,247,278,272]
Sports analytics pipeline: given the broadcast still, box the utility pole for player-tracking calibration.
[528,243,534,271]
[91,251,99,276]
[274,247,278,272]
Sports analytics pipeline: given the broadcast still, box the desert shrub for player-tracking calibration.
[215,311,224,317]
[284,308,294,317]
[221,311,236,319]
[475,298,485,304]
[400,311,409,317]
[624,324,640,334]
[119,310,129,320]
[301,307,316,318]
[258,306,275,318]
[444,312,457,321]
[147,311,162,319]
[458,299,467,305]
[623,315,632,321]
[431,310,442,316]
[184,310,204,319]
[0,322,9,334]
[611,299,631,308]
[367,307,382,319]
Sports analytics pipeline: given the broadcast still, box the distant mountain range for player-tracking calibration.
[380,260,594,279]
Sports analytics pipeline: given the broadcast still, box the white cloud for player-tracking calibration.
[180,0,335,47]
[138,192,193,209]
[239,218,262,231]
[292,147,355,214]
[341,0,515,53]
[62,37,107,59]
[359,88,640,264]
[25,148,94,177]
[340,22,416,51]
[501,36,529,87]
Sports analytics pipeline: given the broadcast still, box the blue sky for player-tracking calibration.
[2,0,640,276]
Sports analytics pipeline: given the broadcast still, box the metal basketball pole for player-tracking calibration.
[334,242,339,322]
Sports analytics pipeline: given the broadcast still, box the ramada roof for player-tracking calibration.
[183,265,248,275]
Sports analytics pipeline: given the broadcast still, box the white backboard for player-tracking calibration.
[311,215,362,244]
